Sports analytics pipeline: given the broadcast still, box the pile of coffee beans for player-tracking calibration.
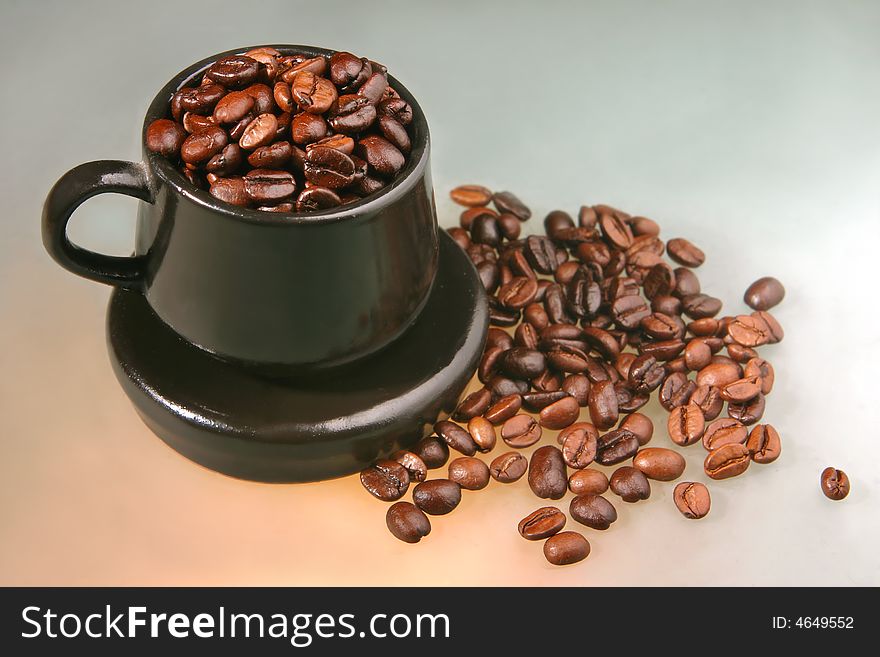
[360,185,848,565]
[146,48,413,213]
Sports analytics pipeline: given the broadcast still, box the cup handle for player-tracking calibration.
[42,160,154,289]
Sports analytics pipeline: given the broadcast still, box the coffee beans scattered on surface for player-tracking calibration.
[354,184,834,568]
[146,48,414,213]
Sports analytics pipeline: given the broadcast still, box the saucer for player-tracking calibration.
[106,231,488,482]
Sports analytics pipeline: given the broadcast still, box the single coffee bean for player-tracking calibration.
[539,395,580,430]
[434,420,478,456]
[291,111,329,144]
[386,501,431,543]
[412,480,462,515]
[489,451,528,483]
[727,314,771,347]
[357,135,405,178]
[518,506,566,540]
[243,168,296,203]
[360,459,410,501]
[628,354,665,392]
[476,261,499,292]
[173,84,226,118]
[561,373,590,406]
[659,372,696,411]
[181,126,228,165]
[610,466,651,502]
[205,142,244,176]
[746,424,781,463]
[247,140,292,169]
[501,414,542,448]
[500,347,546,380]
[471,214,501,247]
[206,55,260,88]
[524,235,558,275]
[486,327,514,351]
[485,394,522,425]
[146,119,187,156]
[612,294,651,330]
[599,212,634,249]
[412,436,449,469]
[673,482,711,519]
[641,313,684,340]
[681,294,722,319]
[467,416,497,452]
[212,90,255,124]
[303,146,356,188]
[328,94,377,134]
[652,294,683,316]
[667,402,705,446]
[452,387,492,422]
[493,190,531,220]
[569,494,618,530]
[727,392,765,425]
[744,276,785,311]
[543,531,590,566]
[568,468,609,496]
[638,338,686,362]
[702,417,748,451]
[182,112,218,134]
[522,390,569,412]
[696,360,742,388]
[378,115,411,154]
[514,322,540,350]
[391,450,428,483]
[620,412,653,445]
[488,375,530,400]
[633,447,686,481]
[754,310,784,343]
[295,186,340,211]
[209,176,248,206]
[820,467,850,501]
[704,443,750,480]
[588,379,618,430]
[688,317,718,337]
[450,184,492,207]
[684,338,712,371]
[357,71,388,104]
[667,238,705,267]
[643,263,676,299]
[448,457,490,490]
[631,216,660,236]
[744,358,774,395]
[329,51,372,91]
[560,423,598,469]
[528,446,568,500]
[690,384,723,420]
[239,112,278,150]
[595,428,640,465]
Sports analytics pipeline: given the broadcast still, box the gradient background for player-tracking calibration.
[1,0,878,585]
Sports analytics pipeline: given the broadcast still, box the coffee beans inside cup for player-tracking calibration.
[146,48,414,214]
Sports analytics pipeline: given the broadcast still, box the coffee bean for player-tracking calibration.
[744,358,774,395]
[569,494,617,530]
[181,126,228,165]
[499,347,545,380]
[688,317,718,337]
[329,51,372,91]
[727,392,765,425]
[501,414,542,448]
[470,213,501,247]
[295,186,340,211]
[212,90,256,124]
[207,55,260,88]
[467,416,497,452]
[412,479,462,515]
[360,459,410,501]
[528,446,568,499]
[690,384,723,420]
[304,146,356,188]
[543,531,590,565]
[612,295,651,330]
[595,428,640,465]
[667,402,705,446]
[450,184,492,207]
[561,374,591,406]
[652,294,683,316]
[247,140,292,169]
[434,420,478,456]
[643,263,676,299]
[386,501,431,543]
[525,235,558,275]
[377,97,413,125]
[209,176,248,206]
[628,354,665,392]
[704,443,750,480]
[744,276,785,311]
[619,412,653,445]
[659,372,696,411]
[357,71,388,104]
[539,396,580,430]
[610,466,651,502]
[522,390,569,412]
[448,456,490,490]
[702,417,747,451]
[588,380,618,430]
[291,112,328,145]
[489,375,530,400]
[633,447,686,481]
[667,238,705,267]
[754,310,784,343]
[493,191,531,220]
[391,450,428,483]
[146,119,187,157]
[746,424,781,464]
[243,168,296,203]
[696,361,743,388]
[412,436,449,469]
[560,423,598,468]
[673,482,711,519]
[638,338,686,362]
[518,506,566,540]
[452,387,491,422]
[498,277,539,309]
[239,112,278,150]
[328,94,377,134]
[599,212,634,249]
[489,451,528,483]
[719,376,761,403]
[681,294,722,319]
[485,394,522,425]
[568,468,609,496]
[486,328,514,351]
[641,313,684,340]
[820,467,850,501]
[684,338,712,371]
[727,314,770,347]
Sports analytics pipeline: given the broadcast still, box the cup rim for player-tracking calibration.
[142,44,430,226]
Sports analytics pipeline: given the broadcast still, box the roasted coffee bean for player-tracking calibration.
[493,191,531,220]
[610,466,651,502]
[303,146,356,188]
[290,112,328,145]
[181,126,228,165]
[545,210,576,240]
[518,506,566,540]
[146,119,187,156]
[522,390,569,412]
[528,446,568,500]
[237,112,277,150]
[561,374,590,406]
[820,467,850,501]
[667,402,705,446]
[273,81,295,112]
[570,494,617,530]
[377,97,413,125]
[673,482,711,519]
[684,338,712,371]
[173,84,226,118]
[643,263,676,299]
[243,83,274,114]
[448,226,471,250]
[357,135,405,178]
[719,376,762,403]
[386,501,431,543]
[525,235,558,274]
[754,310,784,343]
[243,169,296,203]
[247,140,292,169]
[641,313,683,341]
[182,112,218,134]
[568,468,609,496]
[501,414,542,448]
[744,276,785,311]
[690,384,723,420]
[470,214,501,246]
[452,387,492,422]
[412,436,449,469]
[391,450,428,483]
[543,531,590,565]
[357,71,388,104]
[450,184,492,207]
[329,51,372,91]
[633,447,686,481]
[524,303,550,330]
[489,451,528,483]
[467,416,497,452]
[688,317,718,337]
[659,372,696,411]
[701,417,747,451]
[588,380,618,430]
[500,348,545,380]
[727,393,765,425]
[448,457,490,490]
[611,295,651,330]
[681,294,722,319]
[329,94,377,134]
[207,55,260,88]
[476,261,499,292]
[628,354,665,392]
[696,360,743,388]
[746,424,781,464]
[727,343,759,364]
[599,212,634,249]
[631,216,660,236]
[514,322,540,350]
[543,283,573,324]
[209,176,248,206]
[667,238,705,267]
[290,70,338,114]
[498,277,538,309]
[638,338,685,362]
[496,212,521,241]
[486,328,514,351]
[205,142,243,176]
[652,294,683,316]
[434,420,478,456]
[295,186,340,211]
[744,358,774,395]
[412,479,462,515]
[595,428,639,466]
[560,423,598,468]
[704,443,750,479]
[727,314,770,347]
[485,394,522,425]
[212,90,255,124]
[488,375,530,400]
[360,459,410,501]
[577,205,598,229]
[620,412,653,445]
